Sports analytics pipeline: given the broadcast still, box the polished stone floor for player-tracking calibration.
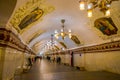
[15,59,120,80]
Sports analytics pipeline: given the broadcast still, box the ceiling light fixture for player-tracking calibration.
[45,34,56,52]
[79,0,118,17]
[54,19,72,39]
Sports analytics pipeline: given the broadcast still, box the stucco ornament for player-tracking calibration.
[10,0,55,33]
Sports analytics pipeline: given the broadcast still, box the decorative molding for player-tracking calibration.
[51,40,120,55]
[0,28,35,54]
[94,17,118,36]
[90,12,120,40]
[18,8,44,30]
[9,0,55,33]
[73,41,120,53]
[59,42,67,48]
[71,35,80,44]
[26,30,44,44]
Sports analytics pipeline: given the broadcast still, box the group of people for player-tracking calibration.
[27,56,42,68]
[46,56,61,64]
[56,56,61,64]
[34,56,42,62]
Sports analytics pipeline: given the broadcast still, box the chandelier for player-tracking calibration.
[45,34,56,52]
[79,0,118,17]
[49,34,56,48]
[54,19,72,39]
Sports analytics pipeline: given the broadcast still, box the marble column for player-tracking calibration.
[0,47,6,80]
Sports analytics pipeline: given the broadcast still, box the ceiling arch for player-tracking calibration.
[0,0,17,27]
[4,0,120,54]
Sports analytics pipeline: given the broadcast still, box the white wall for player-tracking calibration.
[60,51,120,74]
[85,51,120,74]
[64,54,71,65]
[0,47,33,80]
[2,47,24,80]
[73,53,85,67]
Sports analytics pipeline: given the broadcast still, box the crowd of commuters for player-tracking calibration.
[46,56,61,64]
[26,55,61,71]
[26,56,42,69]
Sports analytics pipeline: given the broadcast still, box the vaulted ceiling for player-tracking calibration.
[0,0,120,55]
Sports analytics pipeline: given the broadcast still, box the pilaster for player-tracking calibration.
[0,47,6,80]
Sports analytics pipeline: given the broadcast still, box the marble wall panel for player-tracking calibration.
[0,47,6,80]
[61,51,120,74]
[2,47,24,80]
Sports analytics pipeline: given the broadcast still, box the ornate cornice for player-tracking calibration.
[51,40,120,55]
[73,41,120,53]
[0,28,35,54]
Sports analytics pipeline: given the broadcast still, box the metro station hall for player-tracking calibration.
[0,0,120,80]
